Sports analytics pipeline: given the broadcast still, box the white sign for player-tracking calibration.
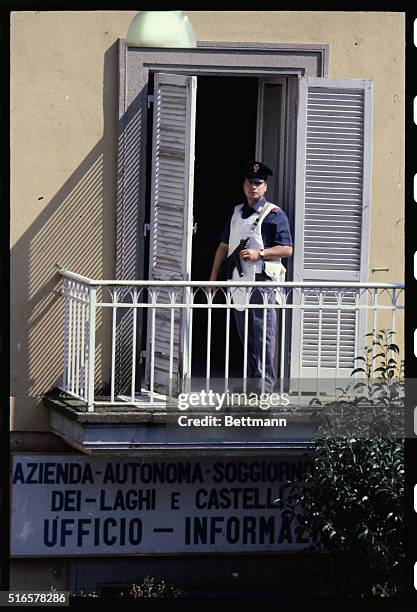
[11,454,312,556]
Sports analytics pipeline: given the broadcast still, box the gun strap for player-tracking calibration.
[244,202,276,240]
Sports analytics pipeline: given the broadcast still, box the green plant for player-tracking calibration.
[281,329,405,598]
[129,575,184,599]
[350,329,404,412]
[310,329,404,439]
[353,329,404,381]
[70,590,99,598]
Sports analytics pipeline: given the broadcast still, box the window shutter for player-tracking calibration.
[290,78,372,380]
[146,73,197,394]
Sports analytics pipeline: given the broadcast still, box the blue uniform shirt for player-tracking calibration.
[219,197,293,247]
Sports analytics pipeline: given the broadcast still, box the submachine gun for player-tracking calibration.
[218,237,250,281]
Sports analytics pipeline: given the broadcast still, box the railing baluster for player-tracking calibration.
[353,289,361,400]
[243,288,249,394]
[298,288,304,398]
[80,297,86,401]
[335,290,341,385]
[131,287,138,403]
[75,283,81,397]
[391,289,397,337]
[225,287,230,389]
[62,278,69,394]
[71,283,77,394]
[261,290,267,395]
[372,288,378,363]
[169,289,175,399]
[110,288,117,404]
[150,289,156,402]
[86,285,97,412]
[206,289,212,388]
[187,288,194,387]
[279,291,286,396]
[316,290,323,398]
[389,288,397,374]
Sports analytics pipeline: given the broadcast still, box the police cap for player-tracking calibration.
[244,160,273,183]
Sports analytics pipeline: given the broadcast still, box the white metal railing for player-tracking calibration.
[57,267,404,411]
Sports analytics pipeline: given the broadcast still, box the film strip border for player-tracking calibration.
[408,11,417,601]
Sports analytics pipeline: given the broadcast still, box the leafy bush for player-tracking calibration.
[66,576,185,599]
[129,575,184,599]
[282,330,405,597]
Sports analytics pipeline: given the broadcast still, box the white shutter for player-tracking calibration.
[291,78,372,380]
[146,73,196,394]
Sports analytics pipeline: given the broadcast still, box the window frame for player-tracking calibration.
[116,40,328,282]
[115,41,328,392]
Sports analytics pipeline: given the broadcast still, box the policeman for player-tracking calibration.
[210,161,293,390]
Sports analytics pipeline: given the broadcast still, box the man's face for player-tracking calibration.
[243,178,267,204]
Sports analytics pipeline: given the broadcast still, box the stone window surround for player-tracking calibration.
[116,40,329,280]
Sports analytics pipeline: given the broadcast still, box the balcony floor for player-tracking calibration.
[44,389,319,456]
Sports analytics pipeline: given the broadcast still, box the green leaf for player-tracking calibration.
[353,382,368,390]
[358,528,369,540]
[387,344,400,353]
[351,368,366,376]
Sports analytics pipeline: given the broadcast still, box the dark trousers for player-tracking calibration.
[233,274,277,391]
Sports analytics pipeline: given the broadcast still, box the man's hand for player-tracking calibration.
[240,248,260,262]
[240,245,293,262]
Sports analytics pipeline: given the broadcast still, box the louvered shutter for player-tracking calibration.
[290,78,372,380]
[146,74,197,394]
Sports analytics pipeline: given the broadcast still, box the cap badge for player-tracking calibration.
[253,163,259,173]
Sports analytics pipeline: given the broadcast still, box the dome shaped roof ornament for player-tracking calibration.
[126,11,197,48]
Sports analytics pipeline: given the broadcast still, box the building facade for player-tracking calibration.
[10,11,404,596]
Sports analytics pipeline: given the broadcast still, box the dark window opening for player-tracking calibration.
[191,75,259,378]
[140,73,294,390]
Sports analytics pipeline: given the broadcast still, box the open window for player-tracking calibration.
[143,73,372,392]
[144,72,296,391]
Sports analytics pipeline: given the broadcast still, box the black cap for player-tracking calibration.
[244,160,273,183]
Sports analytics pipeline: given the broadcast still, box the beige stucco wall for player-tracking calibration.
[10,11,404,432]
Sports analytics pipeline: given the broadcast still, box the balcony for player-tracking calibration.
[44,268,404,455]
